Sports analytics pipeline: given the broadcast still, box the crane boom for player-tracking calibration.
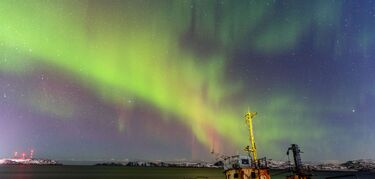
[245,111,257,162]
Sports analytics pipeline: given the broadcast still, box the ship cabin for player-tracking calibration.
[224,155,270,179]
[224,155,252,170]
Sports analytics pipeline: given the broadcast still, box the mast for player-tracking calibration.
[245,111,257,162]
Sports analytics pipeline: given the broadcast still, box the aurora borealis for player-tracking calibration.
[1,0,375,162]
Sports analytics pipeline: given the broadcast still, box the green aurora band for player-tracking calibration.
[0,0,346,157]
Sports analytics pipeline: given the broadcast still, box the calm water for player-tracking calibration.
[0,166,374,179]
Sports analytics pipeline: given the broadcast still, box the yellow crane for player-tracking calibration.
[223,110,270,179]
[245,111,257,162]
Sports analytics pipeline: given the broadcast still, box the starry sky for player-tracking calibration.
[1,0,375,162]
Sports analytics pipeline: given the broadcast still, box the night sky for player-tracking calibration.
[1,0,375,162]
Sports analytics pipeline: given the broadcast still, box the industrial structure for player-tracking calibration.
[286,144,311,179]
[223,111,271,179]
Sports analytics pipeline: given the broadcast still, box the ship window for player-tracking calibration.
[234,173,239,178]
[251,171,256,178]
[241,159,249,164]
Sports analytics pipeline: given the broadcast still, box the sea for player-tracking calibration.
[0,166,374,179]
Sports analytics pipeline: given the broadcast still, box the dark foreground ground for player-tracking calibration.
[0,165,374,179]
